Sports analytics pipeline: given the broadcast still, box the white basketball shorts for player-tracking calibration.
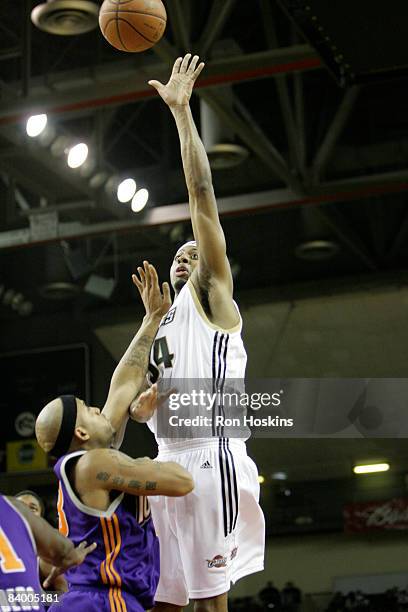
[149,438,265,606]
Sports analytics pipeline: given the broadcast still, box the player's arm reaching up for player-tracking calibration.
[101,261,171,444]
[149,54,239,328]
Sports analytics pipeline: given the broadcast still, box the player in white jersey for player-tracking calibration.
[136,54,265,611]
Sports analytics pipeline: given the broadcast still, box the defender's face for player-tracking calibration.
[76,399,114,447]
[17,494,42,517]
[170,245,199,293]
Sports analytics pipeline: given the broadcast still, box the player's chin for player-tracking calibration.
[173,277,188,292]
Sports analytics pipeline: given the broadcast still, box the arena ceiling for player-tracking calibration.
[1,0,408,318]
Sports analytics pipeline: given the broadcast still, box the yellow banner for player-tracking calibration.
[6,439,47,472]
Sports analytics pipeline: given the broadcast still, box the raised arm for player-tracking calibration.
[149,54,233,294]
[74,448,194,498]
[102,261,171,438]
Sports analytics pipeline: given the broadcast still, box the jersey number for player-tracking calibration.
[149,337,174,383]
[0,527,25,573]
[137,496,151,526]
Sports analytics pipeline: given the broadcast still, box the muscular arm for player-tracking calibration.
[102,262,170,439]
[149,54,233,294]
[102,314,159,438]
[172,104,233,293]
[8,499,93,571]
[75,448,194,498]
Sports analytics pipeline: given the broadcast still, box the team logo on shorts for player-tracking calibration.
[230,546,238,560]
[206,554,227,568]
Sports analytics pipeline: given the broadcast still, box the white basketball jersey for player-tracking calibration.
[147,280,247,447]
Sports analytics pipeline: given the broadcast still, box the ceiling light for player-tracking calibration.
[131,188,149,213]
[271,471,287,481]
[353,463,390,474]
[117,178,137,203]
[258,475,265,484]
[67,143,88,168]
[26,114,47,137]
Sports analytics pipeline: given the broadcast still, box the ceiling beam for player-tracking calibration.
[197,0,237,58]
[260,0,301,173]
[2,171,408,250]
[312,86,361,183]
[0,46,321,125]
[201,89,302,191]
[316,205,377,271]
[165,0,190,52]
[150,38,303,191]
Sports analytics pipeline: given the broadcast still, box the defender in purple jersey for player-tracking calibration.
[35,263,194,612]
[0,494,95,610]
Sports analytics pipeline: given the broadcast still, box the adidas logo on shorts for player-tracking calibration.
[200,460,212,469]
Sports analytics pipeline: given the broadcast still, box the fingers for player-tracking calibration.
[162,281,171,305]
[132,273,143,294]
[143,260,151,288]
[187,54,199,74]
[172,56,183,75]
[43,565,61,588]
[148,79,163,92]
[194,61,205,80]
[136,265,146,287]
[83,542,97,555]
[149,263,160,292]
[180,53,192,73]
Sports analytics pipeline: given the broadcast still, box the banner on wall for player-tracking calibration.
[344,498,408,533]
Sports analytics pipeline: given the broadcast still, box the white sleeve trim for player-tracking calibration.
[60,451,124,519]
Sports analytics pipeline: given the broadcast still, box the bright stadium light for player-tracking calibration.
[258,475,265,484]
[353,463,390,475]
[131,188,149,213]
[26,113,47,137]
[117,178,137,203]
[67,143,88,169]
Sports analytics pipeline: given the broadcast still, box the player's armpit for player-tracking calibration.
[75,448,194,497]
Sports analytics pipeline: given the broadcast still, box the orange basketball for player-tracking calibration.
[99,0,167,53]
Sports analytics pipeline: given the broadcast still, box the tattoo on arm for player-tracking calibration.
[128,480,142,490]
[112,476,125,487]
[124,335,154,369]
[100,451,159,492]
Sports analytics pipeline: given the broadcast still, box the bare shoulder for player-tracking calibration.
[74,449,111,490]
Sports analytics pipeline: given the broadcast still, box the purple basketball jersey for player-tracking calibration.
[0,494,44,611]
[54,451,159,609]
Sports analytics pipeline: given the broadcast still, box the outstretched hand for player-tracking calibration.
[132,260,171,320]
[43,540,97,589]
[148,53,205,109]
[129,383,174,423]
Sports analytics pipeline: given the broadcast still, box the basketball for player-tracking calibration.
[99,0,167,53]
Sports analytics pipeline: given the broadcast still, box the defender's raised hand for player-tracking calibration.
[132,260,171,320]
[148,53,205,109]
